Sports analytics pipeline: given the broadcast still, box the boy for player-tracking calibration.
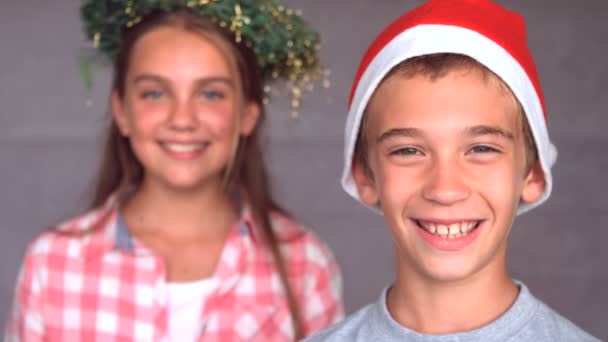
[305,0,599,341]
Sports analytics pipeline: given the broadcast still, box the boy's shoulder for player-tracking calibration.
[302,299,379,342]
[304,283,601,342]
[518,293,600,341]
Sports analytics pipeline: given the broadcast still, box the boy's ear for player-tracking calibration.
[352,159,380,206]
[521,160,546,204]
[112,91,130,136]
[239,101,260,136]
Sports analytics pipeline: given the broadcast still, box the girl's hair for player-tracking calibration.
[90,8,304,339]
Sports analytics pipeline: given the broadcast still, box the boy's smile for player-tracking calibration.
[413,219,484,251]
[353,68,545,283]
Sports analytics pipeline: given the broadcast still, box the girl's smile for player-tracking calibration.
[159,140,210,160]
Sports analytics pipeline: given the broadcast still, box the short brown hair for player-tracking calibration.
[354,53,538,177]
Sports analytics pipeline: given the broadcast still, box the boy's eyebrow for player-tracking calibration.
[465,125,515,141]
[133,74,234,87]
[377,127,423,143]
[376,125,515,143]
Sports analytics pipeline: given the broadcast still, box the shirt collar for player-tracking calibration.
[81,194,268,299]
[114,213,135,253]
[374,281,538,340]
[82,194,262,259]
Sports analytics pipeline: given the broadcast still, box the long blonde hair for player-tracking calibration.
[90,8,304,339]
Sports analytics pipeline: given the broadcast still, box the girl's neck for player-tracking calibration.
[388,251,517,335]
[122,177,239,240]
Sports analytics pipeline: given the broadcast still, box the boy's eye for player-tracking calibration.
[469,145,499,154]
[200,90,225,101]
[140,90,164,100]
[390,147,422,156]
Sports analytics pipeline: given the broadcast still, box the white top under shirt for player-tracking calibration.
[167,278,218,342]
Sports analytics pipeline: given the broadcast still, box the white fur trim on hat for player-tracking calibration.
[342,24,557,215]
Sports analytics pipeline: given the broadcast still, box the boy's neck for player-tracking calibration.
[387,254,518,335]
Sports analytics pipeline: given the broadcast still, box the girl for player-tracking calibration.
[5,2,343,341]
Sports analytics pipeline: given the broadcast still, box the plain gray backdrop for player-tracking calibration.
[1,0,606,339]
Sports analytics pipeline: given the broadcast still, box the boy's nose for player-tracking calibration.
[421,159,471,206]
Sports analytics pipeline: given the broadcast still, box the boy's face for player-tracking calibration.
[353,69,545,283]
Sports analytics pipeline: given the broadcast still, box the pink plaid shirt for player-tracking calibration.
[5,200,343,341]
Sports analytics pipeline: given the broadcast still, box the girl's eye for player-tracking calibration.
[390,147,422,156]
[469,145,499,154]
[140,90,164,100]
[200,90,225,101]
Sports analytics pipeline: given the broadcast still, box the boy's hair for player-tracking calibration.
[353,53,538,178]
[342,0,557,214]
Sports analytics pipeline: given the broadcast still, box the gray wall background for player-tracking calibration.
[1,0,606,339]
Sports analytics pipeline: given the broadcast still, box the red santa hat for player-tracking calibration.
[342,0,557,214]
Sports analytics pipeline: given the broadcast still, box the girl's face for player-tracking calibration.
[112,26,259,193]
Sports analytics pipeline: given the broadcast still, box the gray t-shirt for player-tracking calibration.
[304,282,599,341]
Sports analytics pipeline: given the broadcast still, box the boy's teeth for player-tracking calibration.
[437,224,448,235]
[420,220,478,238]
[448,224,460,235]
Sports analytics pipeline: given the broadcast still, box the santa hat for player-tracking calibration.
[342,0,558,214]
